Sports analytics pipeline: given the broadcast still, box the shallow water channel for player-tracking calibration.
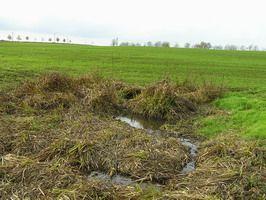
[116,115,198,174]
[88,115,198,185]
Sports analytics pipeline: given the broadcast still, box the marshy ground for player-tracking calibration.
[0,73,265,199]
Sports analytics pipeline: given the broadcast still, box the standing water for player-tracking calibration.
[116,115,198,174]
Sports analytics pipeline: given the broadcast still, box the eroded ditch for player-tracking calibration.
[117,115,198,174]
[88,114,198,185]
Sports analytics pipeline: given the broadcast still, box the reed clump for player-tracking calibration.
[127,79,223,121]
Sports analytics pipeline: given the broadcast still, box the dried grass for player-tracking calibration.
[127,79,223,121]
[165,134,266,199]
[2,72,261,200]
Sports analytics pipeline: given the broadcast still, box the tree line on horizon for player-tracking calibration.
[0,33,260,51]
[114,39,260,51]
[4,34,71,44]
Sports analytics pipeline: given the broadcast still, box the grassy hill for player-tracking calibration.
[0,41,266,89]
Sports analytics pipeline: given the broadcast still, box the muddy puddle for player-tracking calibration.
[88,171,162,189]
[88,171,134,185]
[116,115,198,174]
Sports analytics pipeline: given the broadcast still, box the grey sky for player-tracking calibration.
[0,0,265,46]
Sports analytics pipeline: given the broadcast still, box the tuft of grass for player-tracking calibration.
[127,79,223,121]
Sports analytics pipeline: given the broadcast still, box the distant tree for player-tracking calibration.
[184,43,190,48]
[119,42,130,46]
[194,41,211,49]
[224,44,238,50]
[154,41,162,47]
[162,42,170,48]
[63,38,66,43]
[253,45,259,51]
[25,36,29,40]
[147,41,153,47]
[248,45,253,51]
[16,35,22,41]
[56,37,60,42]
[7,34,12,41]
[213,45,223,50]
[135,43,142,46]
[247,44,258,51]
[111,39,116,46]
[48,38,52,42]
[69,40,72,43]
[111,38,119,46]
[240,45,246,51]
[174,43,179,48]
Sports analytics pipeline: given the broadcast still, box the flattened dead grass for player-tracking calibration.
[165,134,266,199]
[1,72,263,199]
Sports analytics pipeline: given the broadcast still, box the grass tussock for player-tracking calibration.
[127,79,223,121]
[0,72,122,115]
[1,72,222,120]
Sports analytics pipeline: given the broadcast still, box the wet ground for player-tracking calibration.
[116,115,198,174]
[88,114,198,185]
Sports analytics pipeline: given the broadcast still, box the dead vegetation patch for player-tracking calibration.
[0,154,144,199]
[165,134,266,199]
[2,72,263,199]
[127,79,223,121]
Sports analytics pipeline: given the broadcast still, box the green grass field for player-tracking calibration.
[0,41,265,140]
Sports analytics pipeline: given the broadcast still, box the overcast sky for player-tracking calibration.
[0,0,265,46]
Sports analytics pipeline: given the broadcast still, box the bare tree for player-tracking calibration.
[162,42,170,48]
[119,42,129,46]
[154,41,162,47]
[253,45,259,51]
[16,35,22,41]
[240,45,246,51]
[194,41,212,49]
[174,43,179,48]
[213,45,223,50]
[247,44,259,51]
[7,34,12,41]
[147,41,153,47]
[248,45,253,51]
[111,38,119,46]
[184,43,190,48]
[224,44,238,50]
